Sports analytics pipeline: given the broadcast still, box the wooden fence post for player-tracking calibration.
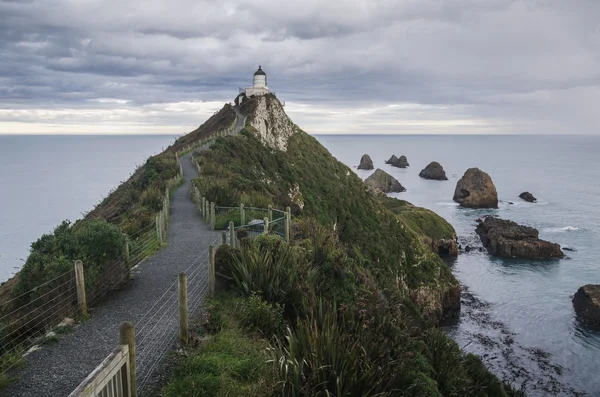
[264,217,269,234]
[156,215,162,245]
[285,207,291,241]
[201,197,206,218]
[74,260,87,316]
[268,204,273,222]
[221,231,227,246]
[229,221,235,249]
[240,203,245,226]
[123,234,131,280]
[210,203,215,230]
[209,245,216,298]
[178,273,189,344]
[119,322,137,397]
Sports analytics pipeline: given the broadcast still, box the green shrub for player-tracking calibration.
[228,241,300,310]
[139,187,164,212]
[237,293,285,338]
[16,219,125,297]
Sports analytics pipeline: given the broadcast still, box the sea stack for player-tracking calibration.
[364,169,406,194]
[419,162,448,180]
[475,216,564,259]
[573,285,600,327]
[453,168,498,208]
[519,192,537,203]
[358,154,374,170]
[385,155,409,168]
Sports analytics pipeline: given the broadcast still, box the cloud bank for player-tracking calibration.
[0,0,599,134]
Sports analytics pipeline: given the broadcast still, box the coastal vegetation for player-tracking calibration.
[165,94,525,396]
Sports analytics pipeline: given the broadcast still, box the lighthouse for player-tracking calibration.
[244,66,269,97]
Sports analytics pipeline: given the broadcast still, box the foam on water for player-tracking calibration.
[543,226,582,233]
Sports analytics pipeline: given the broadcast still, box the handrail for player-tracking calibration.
[69,344,131,397]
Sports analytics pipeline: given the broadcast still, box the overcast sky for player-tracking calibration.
[1,0,599,135]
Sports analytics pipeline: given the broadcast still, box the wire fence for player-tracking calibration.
[134,236,219,393]
[0,174,181,381]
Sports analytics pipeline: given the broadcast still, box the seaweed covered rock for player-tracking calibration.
[419,162,448,181]
[382,197,458,256]
[364,169,406,194]
[358,154,374,170]
[519,191,537,203]
[453,168,498,208]
[573,285,600,327]
[475,216,564,259]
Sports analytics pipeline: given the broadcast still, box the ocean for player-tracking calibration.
[0,134,178,281]
[1,134,599,395]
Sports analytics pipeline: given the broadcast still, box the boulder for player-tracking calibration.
[573,285,600,327]
[475,216,564,259]
[419,162,448,181]
[519,192,537,203]
[358,154,374,170]
[364,169,406,194]
[453,168,498,208]
[385,154,409,168]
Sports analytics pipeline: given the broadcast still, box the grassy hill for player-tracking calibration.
[162,94,524,397]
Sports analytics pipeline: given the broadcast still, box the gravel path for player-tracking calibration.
[4,153,219,397]
[233,107,247,134]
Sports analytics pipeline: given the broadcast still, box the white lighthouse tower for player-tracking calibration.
[244,66,269,97]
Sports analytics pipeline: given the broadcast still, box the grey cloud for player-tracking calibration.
[0,0,599,134]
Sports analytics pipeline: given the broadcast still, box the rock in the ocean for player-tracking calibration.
[519,191,537,203]
[385,154,409,168]
[453,168,498,208]
[364,169,406,194]
[573,285,600,327]
[396,155,409,168]
[358,154,374,170]
[385,155,399,165]
[419,161,448,180]
[475,216,564,259]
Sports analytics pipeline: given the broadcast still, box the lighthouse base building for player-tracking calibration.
[237,66,269,105]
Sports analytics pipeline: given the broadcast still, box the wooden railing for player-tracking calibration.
[69,345,132,397]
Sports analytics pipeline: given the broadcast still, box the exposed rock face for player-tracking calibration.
[573,285,600,327]
[410,284,461,321]
[519,192,537,203]
[475,216,564,259]
[364,169,405,194]
[419,162,448,181]
[385,154,409,168]
[453,168,498,208]
[248,95,297,151]
[358,154,374,170]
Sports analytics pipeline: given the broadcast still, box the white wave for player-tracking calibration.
[436,202,460,207]
[542,226,582,233]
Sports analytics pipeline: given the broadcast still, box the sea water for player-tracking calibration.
[0,135,176,282]
[316,134,600,396]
